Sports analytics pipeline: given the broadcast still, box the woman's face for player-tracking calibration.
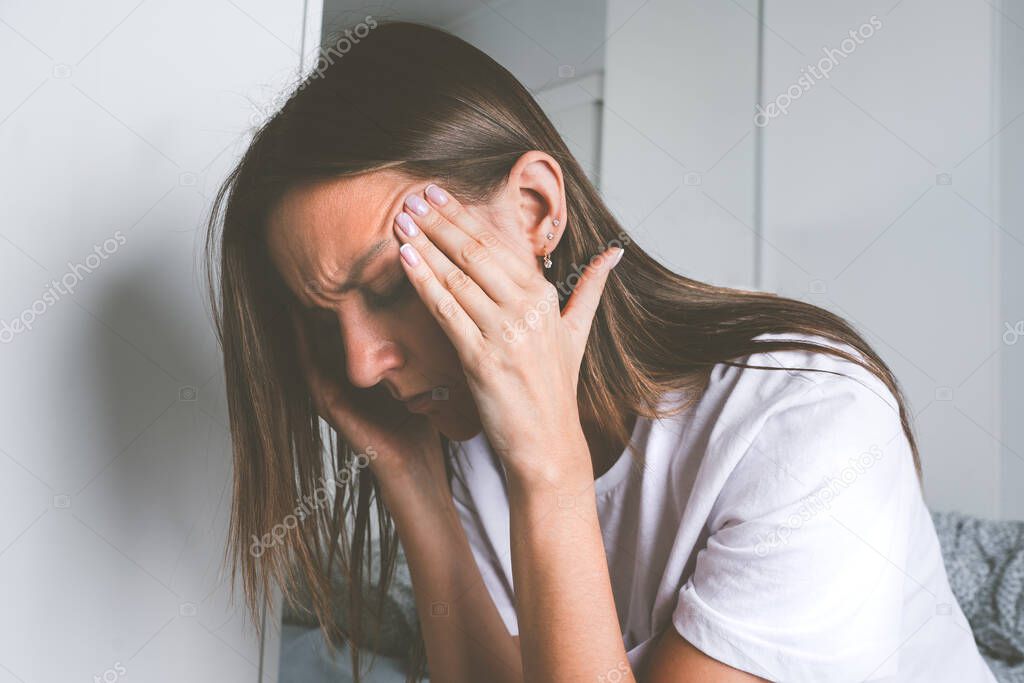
[265,170,493,441]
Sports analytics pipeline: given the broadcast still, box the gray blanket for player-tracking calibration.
[282,511,1024,681]
[932,511,1024,682]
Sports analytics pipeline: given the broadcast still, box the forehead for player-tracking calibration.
[265,169,416,294]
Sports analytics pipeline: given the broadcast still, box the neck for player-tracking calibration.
[580,409,636,481]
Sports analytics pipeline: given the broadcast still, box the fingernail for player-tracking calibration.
[404,194,430,216]
[396,211,419,237]
[611,247,625,268]
[425,184,449,205]
[400,243,421,266]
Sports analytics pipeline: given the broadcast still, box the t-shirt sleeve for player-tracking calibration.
[673,373,916,682]
[447,449,520,637]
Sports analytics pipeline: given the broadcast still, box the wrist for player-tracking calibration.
[502,425,594,495]
[371,444,453,508]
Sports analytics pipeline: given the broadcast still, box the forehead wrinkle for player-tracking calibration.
[321,178,413,292]
[319,236,393,294]
[281,172,414,306]
[305,220,400,304]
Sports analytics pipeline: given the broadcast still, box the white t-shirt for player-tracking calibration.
[446,332,996,682]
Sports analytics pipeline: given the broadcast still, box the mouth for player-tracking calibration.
[384,379,458,412]
[402,390,436,413]
[386,384,430,401]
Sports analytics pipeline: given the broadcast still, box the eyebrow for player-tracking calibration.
[305,236,394,302]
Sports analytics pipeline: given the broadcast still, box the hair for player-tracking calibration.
[203,18,921,682]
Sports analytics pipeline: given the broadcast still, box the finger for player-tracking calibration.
[410,186,533,297]
[394,210,500,330]
[395,239,486,358]
[561,245,624,349]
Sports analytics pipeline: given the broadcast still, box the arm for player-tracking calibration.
[290,308,523,681]
[504,426,630,681]
[373,448,524,683]
[505,427,767,683]
[641,628,769,683]
[389,180,770,681]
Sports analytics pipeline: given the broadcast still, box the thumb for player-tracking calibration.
[560,245,624,347]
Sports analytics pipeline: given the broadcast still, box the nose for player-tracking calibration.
[336,310,404,389]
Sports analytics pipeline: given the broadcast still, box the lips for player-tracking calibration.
[386,385,431,402]
[385,380,457,403]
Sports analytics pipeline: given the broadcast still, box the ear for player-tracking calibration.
[501,151,567,261]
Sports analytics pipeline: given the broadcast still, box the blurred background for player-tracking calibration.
[1,0,1021,681]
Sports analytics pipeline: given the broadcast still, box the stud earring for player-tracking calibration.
[552,218,560,227]
[545,232,554,240]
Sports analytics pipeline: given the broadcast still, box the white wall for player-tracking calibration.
[600,0,761,289]
[758,0,1009,518]
[601,0,1023,518]
[0,2,319,681]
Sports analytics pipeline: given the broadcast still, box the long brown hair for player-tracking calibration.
[203,19,921,682]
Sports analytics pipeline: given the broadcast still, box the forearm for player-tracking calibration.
[505,428,632,682]
[374,453,523,683]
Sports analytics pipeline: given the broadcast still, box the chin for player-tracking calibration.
[432,412,482,442]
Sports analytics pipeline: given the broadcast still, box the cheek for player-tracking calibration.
[400,306,466,374]
[390,303,459,362]
[380,305,444,360]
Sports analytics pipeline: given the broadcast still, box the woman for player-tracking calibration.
[204,20,995,683]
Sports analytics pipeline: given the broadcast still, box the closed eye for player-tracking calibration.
[300,261,413,316]
[364,271,413,310]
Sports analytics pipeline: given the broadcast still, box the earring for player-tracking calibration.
[552,218,560,227]
[545,232,554,240]
[543,249,552,269]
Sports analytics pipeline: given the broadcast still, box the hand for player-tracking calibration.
[391,184,623,485]
[289,307,442,478]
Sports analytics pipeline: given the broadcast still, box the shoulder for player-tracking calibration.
[696,331,904,445]
[706,331,898,408]
[672,334,923,680]
[692,332,913,522]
